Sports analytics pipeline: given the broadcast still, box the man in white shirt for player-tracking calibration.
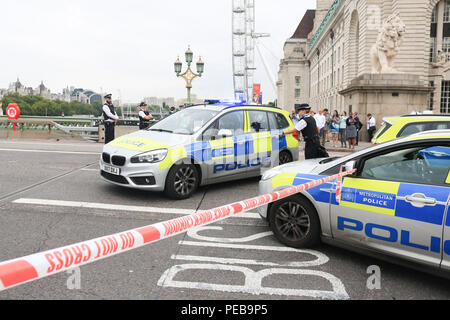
[314,110,326,143]
[367,113,377,142]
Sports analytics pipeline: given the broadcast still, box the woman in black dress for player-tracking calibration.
[346,112,357,150]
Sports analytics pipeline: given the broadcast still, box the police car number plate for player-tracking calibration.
[104,165,120,175]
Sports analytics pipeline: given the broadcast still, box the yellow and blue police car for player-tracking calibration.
[372,114,450,144]
[258,130,450,275]
[100,100,299,199]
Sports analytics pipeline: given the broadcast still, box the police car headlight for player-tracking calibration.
[261,169,282,181]
[130,149,168,163]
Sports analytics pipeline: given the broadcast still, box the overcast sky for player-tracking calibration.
[0,0,315,103]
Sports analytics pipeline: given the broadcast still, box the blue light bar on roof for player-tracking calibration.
[204,99,246,106]
[204,99,221,104]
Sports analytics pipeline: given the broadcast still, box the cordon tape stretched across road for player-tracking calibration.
[0,167,356,291]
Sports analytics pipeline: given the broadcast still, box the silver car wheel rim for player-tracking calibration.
[174,167,196,196]
[275,201,310,241]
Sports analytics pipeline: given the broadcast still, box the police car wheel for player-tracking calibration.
[279,150,293,165]
[165,164,199,200]
[268,197,320,248]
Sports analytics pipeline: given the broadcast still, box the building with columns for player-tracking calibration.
[278,0,449,119]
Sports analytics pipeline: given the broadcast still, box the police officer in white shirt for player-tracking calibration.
[138,102,153,130]
[102,94,119,144]
[367,113,377,142]
[280,104,322,159]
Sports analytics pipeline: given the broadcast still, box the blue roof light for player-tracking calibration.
[204,99,246,107]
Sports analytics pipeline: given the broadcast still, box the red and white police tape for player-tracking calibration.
[0,168,356,291]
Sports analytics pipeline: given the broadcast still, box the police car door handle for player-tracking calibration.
[405,193,437,206]
[320,188,336,193]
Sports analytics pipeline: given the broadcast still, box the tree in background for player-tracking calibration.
[0,93,113,117]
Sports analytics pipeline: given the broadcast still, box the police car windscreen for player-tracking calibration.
[150,109,219,135]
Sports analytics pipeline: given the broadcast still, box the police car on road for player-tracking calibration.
[258,130,450,275]
[100,101,299,199]
[372,114,450,144]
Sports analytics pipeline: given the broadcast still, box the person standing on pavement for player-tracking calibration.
[367,113,377,142]
[102,94,119,144]
[138,102,153,130]
[321,108,330,146]
[346,112,357,150]
[330,110,340,148]
[339,111,348,148]
[290,108,299,126]
[314,109,326,139]
[280,104,322,159]
[354,112,362,146]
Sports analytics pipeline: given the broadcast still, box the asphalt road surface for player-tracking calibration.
[0,139,450,300]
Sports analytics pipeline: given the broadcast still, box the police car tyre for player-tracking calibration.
[268,196,320,248]
[164,164,199,200]
[279,150,293,165]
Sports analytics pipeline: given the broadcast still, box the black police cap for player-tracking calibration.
[104,94,112,99]
[295,104,311,112]
[139,102,147,107]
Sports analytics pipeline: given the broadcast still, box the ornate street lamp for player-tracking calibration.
[174,46,204,104]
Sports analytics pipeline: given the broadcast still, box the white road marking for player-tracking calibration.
[0,141,99,147]
[187,226,273,243]
[156,227,348,299]
[171,253,329,268]
[158,263,349,300]
[80,168,99,171]
[12,198,261,219]
[179,240,327,256]
[0,148,100,155]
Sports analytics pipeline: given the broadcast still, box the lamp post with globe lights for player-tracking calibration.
[174,46,204,104]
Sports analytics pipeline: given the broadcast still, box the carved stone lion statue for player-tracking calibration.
[370,14,406,73]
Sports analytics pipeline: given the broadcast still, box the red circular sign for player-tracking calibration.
[6,103,20,120]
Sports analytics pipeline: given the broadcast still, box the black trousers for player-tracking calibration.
[105,122,115,144]
[368,127,376,142]
[304,136,321,160]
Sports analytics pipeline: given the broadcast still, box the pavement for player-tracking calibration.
[0,138,449,300]
[320,140,372,153]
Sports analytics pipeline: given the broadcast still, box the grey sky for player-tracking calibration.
[0,0,315,103]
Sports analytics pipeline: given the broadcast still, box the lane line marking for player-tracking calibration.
[0,148,100,155]
[12,198,262,219]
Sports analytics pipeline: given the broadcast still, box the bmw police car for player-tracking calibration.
[258,130,450,274]
[100,101,299,199]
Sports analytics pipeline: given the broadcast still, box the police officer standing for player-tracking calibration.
[102,94,119,144]
[280,104,322,160]
[138,102,153,130]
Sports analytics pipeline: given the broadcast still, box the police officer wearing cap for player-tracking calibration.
[280,104,322,159]
[138,102,153,130]
[102,94,119,144]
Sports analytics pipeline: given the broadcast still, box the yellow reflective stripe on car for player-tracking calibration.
[109,136,169,152]
[285,134,298,148]
[446,171,450,184]
[158,145,187,170]
[271,173,297,189]
[252,132,272,153]
[339,178,400,216]
[244,111,251,133]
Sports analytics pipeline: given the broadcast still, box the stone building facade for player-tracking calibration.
[278,0,449,117]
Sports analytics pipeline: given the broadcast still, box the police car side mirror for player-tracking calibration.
[344,160,356,172]
[217,129,233,137]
